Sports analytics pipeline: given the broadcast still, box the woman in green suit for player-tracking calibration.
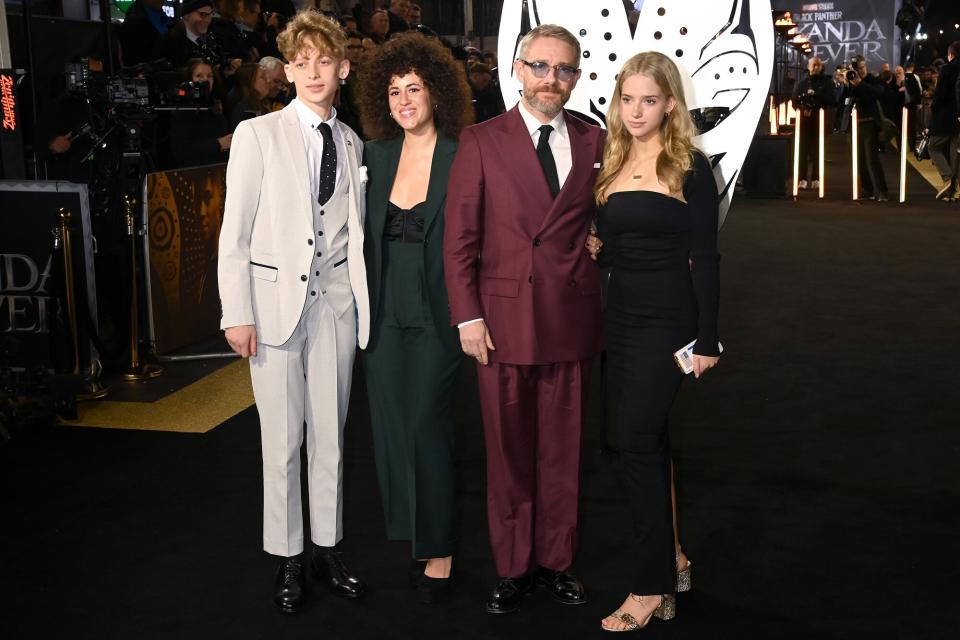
[356,33,474,604]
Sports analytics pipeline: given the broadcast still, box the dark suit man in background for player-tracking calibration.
[444,24,604,615]
[928,41,960,200]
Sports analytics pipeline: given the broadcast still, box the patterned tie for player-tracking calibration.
[316,122,337,204]
[536,124,560,198]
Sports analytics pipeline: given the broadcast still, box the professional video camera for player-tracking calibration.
[65,58,212,116]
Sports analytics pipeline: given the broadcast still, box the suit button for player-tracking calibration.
[300,275,307,281]
[320,210,325,216]
[569,280,577,287]
[315,270,320,276]
[534,238,542,247]
[528,275,533,283]
[568,242,575,250]
[317,252,322,257]
[318,230,324,236]
[424,239,430,245]
[310,291,316,296]
[307,238,314,245]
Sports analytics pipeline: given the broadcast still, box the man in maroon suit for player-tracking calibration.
[443,24,604,614]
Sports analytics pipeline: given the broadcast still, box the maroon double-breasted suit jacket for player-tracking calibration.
[443,106,605,365]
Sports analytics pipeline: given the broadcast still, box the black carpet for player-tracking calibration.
[3,155,959,639]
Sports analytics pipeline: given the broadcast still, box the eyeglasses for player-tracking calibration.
[517,59,578,82]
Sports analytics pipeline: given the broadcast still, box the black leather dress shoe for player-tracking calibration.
[536,567,588,605]
[273,556,305,613]
[311,547,366,599]
[485,574,534,614]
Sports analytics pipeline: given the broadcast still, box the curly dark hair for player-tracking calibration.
[356,32,474,140]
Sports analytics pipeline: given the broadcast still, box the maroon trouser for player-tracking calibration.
[475,359,590,578]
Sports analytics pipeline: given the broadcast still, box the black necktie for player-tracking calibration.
[316,122,337,204]
[536,124,560,198]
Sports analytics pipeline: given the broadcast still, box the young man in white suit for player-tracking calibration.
[217,11,370,613]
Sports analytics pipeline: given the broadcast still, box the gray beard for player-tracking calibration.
[524,89,565,118]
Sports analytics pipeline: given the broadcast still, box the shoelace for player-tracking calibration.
[282,560,303,581]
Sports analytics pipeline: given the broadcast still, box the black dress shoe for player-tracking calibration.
[485,574,534,614]
[311,547,366,599]
[273,556,306,613]
[535,567,588,605]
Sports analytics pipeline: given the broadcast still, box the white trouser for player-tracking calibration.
[249,290,356,556]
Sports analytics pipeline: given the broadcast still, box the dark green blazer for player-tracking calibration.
[363,134,460,351]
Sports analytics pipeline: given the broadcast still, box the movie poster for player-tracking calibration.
[791,1,900,70]
[145,165,226,354]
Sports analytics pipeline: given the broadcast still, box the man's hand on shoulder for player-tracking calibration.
[225,325,258,358]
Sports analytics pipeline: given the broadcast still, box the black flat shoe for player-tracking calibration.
[273,556,305,613]
[311,546,366,599]
[536,567,588,605]
[485,574,534,614]
[414,573,451,605]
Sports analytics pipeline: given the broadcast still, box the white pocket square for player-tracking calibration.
[358,165,369,183]
[593,162,601,169]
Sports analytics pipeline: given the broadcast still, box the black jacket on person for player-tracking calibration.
[387,10,409,36]
[843,74,884,123]
[169,107,232,168]
[929,57,960,136]
[793,72,836,118]
[156,23,207,69]
[119,0,173,67]
[880,78,904,123]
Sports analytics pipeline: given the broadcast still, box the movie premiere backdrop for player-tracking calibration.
[790,1,901,71]
[498,0,776,227]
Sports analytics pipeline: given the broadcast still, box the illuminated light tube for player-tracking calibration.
[779,101,787,126]
[793,113,801,197]
[769,95,778,134]
[819,108,825,198]
[851,106,858,201]
[787,99,796,123]
[900,106,908,203]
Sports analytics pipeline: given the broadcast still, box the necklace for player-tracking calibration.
[629,151,660,181]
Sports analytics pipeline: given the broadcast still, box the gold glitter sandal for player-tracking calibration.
[600,594,676,632]
[676,553,692,593]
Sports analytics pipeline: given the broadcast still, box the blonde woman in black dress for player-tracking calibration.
[590,51,720,632]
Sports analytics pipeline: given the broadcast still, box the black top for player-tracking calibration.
[597,152,720,356]
[384,201,426,243]
[930,57,960,136]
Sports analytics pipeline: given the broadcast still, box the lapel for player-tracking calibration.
[279,103,313,227]
[495,107,552,234]
[367,136,403,242]
[537,111,597,233]
[423,134,458,236]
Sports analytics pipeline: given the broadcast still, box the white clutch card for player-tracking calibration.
[674,340,723,374]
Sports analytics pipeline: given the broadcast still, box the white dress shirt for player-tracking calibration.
[293,97,345,195]
[518,99,573,188]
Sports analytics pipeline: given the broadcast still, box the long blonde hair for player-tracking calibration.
[594,51,698,205]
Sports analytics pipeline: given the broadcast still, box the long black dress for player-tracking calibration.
[596,151,720,595]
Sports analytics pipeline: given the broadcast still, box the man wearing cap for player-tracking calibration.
[157,0,217,69]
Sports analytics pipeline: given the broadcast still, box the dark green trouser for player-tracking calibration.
[364,242,460,558]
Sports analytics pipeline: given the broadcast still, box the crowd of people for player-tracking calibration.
[216,10,720,633]
[108,0,504,170]
[793,45,960,202]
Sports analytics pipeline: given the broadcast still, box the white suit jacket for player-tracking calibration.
[218,102,370,348]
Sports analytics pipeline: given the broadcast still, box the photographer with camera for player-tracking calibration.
[793,56,835,189]
[843,56,889,201]
[169,59,233,168]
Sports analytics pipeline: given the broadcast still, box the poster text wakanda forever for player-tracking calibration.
[792,1,899,69]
